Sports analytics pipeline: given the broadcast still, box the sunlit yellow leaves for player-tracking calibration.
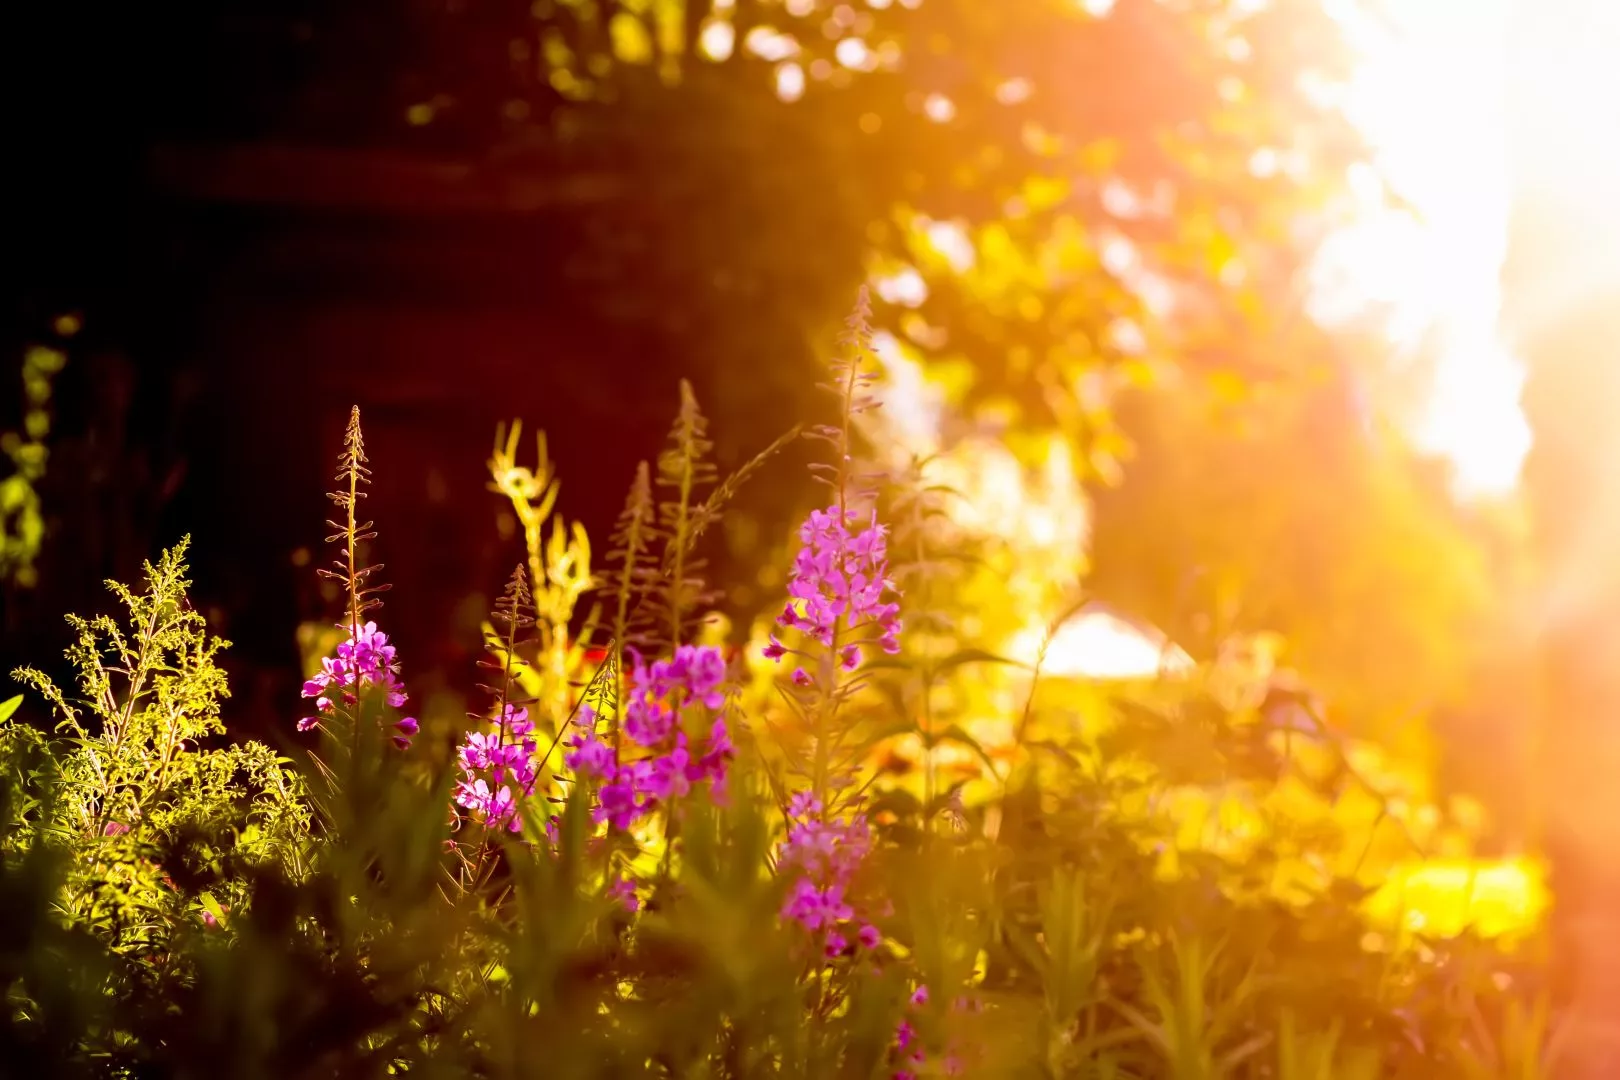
[1020,174,1070,215]
[1364,858,1548,940]
[3,344,68,588]
[1209,370,1248,404]
[486,420,597,721]
[975,222,1036,291]
[1080,137,1122,173]
[920,218,975,272]
[610,12,654,64]
[541,26,593,99]
[1019,120,1064,158]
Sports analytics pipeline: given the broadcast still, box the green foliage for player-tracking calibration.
[4,538,309,961]
[1,343,67,590]
[648,379,722,652]
[481,565,539,728]
[0,360,1562,1079]
[321,405,387,634]
[628,380,800,656]
[3,0,1574,1070]
[1090,368,1499,757]
[608,460,657,661]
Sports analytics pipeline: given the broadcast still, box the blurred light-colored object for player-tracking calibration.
[1319,0,1532,497]
[1008,602,1193,681]
[1364,857,1549,941]
[1501,0,1620,1071]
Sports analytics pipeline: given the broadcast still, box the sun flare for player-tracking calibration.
[1331,0,1620,499]
[1324,0,1529,498]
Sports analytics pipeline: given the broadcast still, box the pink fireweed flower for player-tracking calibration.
[572,646,734,832]
[594,771,644,830]
[644,737,693,802]
[623,644,729,748]
[453,702,542,834]
[503,704,536,737]
[392,716,419,750]
[645,644,728,709]
[779,809,873,884]
[607,876,640,913]
[564,728,615,780]
[776,791,875,944]
[299,620,418,746]
[766,505,901,679]
[894,1016,925,1079]
[624,697,675,748]
[891,987,974,1079]
[788,791,823,819]
[691,718,733,783]
[782,878,854,932]
[452,778,515,832]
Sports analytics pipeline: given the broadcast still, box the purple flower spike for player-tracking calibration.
[766,506,902,674]
[300,620,417,749]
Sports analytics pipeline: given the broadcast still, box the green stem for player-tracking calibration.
[670,456,694,650]
[346,458,363,766]
[95,601,163,835]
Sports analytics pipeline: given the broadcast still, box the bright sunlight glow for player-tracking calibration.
[1325,0,1532,499]
[1008,606,1195,681]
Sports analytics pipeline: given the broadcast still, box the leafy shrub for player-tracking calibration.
[1,296,1562,1078]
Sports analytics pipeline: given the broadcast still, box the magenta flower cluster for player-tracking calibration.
[564,644,734,831]
[777,791,882,957]
[764,506,901,684]
[453,703,540,833]
[893,986,971,1079]
[606,876,639,913]
[299,620,419,748]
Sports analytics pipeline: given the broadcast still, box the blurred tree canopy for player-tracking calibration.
[19,0,1367,418]
[145,0,1366,431]
[1088,344,1503,763]
[7,0,1508,779]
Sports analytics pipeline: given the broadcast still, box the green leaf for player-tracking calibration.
[200,891,227,927]
[858,655,914,673]
[0,694,22,723]
[930,723,1001,776]
[867,787,924,819]
[853,716,917,755]
[926,649,1030,680]
[1025,739,1083,770]
[1003,921,1049,979]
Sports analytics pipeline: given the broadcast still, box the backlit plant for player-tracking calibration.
[0,295,1565,1078]
[5,539,308,954]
